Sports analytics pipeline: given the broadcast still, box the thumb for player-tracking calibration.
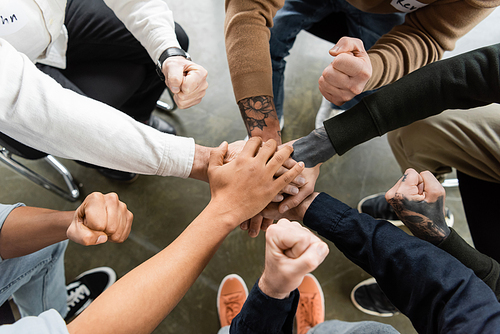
[165,62,184,94]
[329,37,365,56]
[395,168,425,201]
[288,241,329,276]
[67,220,108,246]
[209,141,229,169]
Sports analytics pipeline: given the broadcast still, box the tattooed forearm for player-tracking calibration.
[238,96,280,139]
[388,194,450,245]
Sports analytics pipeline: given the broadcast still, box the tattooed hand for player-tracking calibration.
[238,96,281,144]
[385,168,450,245]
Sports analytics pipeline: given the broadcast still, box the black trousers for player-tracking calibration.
[457,170,500,263]
[38,0,189,122]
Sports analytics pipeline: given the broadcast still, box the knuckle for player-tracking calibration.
[88,192,103,202]
[105,192,119,203]
[273,153,285,165]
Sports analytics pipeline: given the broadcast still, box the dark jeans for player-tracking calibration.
[457,170,500,262]
[270,0,405,118]
[38,0,189,122]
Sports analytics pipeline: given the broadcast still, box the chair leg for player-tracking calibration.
[0,149,80,202]
[156,88,177,112]
[442,178,459,188]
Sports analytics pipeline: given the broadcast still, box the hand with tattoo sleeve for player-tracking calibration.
[239,96,282,144]
[385,168,450,245]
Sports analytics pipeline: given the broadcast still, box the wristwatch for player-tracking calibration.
[156,47,191,81]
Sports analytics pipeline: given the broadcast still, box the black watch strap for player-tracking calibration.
[156,48,191,81]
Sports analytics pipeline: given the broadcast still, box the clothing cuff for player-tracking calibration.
[0,203,25,262]
[303,193,350,236]
[232,72,273,104]
[157,135,196,178]
[323,101,379,156]
[438,228,496,280]
[230,279,299,334]
[292,127,336,167]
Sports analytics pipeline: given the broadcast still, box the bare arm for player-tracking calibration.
[0,193,133,259]
[0,207,72,259]
[67,138,304,334]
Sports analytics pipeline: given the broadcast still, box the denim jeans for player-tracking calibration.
[309,320,399,333]
[270,0,405,120]
[0,241,68,318]
[219,320,399,333]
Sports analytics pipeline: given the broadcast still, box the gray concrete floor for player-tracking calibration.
[1,3,500,333]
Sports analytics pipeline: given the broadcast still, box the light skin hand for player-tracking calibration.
[278,164,321,214]
[207,137,305,227]
[259,219,329,299]
[261,192,320,222]
[385,168,450,245]
[162,56,208,109]
[67,192,134,246]
[319,37,372,106]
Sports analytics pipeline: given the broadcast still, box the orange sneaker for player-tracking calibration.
[217,274,249,328]
[296,274,325,334]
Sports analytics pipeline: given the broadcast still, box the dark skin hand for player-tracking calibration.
[385,168,450,245]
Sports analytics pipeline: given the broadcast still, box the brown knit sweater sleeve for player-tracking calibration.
[365,0,498,91]
[224,0,284,103]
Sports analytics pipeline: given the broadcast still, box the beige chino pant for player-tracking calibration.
[388,104,500,184]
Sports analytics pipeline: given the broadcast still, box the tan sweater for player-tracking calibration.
[224,0,499,103]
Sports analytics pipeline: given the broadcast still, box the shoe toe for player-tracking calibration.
[148,115,176,135]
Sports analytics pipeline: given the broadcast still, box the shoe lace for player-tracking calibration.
[67,283,91,310]
[223,292,245,323]
[297,294,318,334]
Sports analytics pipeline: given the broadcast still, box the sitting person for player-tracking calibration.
[0,192,133,322]
[0,137,305,333]
[2,0,208,181]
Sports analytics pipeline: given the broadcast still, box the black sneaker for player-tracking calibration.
[147,115,176,135]
[96,167,139,183]
[350,278,399,317]
[65,267,116,322]
[357,193,454,227]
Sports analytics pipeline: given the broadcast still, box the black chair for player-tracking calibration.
[156,88,177,113]
[0,299,15,325]
[0,132,79,202]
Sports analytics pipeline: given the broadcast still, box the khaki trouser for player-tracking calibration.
[388,104,500,184]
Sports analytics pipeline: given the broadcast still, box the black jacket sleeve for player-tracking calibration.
[438,228,500,301]
[303,193,500,334]
[324,44,500,155]
[229,279,299,334]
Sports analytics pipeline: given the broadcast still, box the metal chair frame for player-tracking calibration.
[0,147,79,202]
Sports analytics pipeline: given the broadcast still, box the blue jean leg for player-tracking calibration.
[308,320,400,333]
[0,241,68,318]
[217,325,230,334]
[270,0,405,118]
